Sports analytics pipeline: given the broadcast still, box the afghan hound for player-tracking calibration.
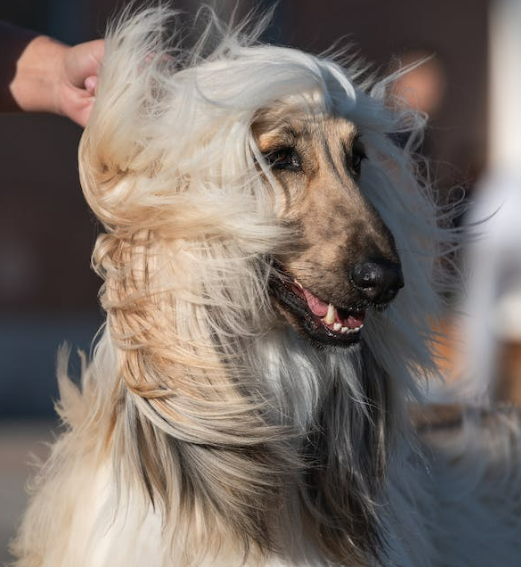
[12,7,521,567]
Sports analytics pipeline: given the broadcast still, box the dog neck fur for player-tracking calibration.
[67,320,396,566]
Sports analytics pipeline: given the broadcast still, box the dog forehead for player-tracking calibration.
[254,112,359,152]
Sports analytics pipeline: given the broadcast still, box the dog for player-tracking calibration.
[12,7,521,567]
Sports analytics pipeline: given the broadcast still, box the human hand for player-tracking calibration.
[7,32,104,127]
[57,39,104,126]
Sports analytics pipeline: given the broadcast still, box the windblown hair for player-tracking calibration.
[14,7,457,567]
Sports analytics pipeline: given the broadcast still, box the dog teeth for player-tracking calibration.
[319,306,365,335]
[294,279,304,290]
[323,303,336,325]
[339,324,364,335]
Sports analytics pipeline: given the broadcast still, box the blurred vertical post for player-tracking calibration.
[489,0,521,403]
[463,0,521,404]
[489,0,521,174]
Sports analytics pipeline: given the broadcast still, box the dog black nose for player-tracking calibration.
[351,260,404,304]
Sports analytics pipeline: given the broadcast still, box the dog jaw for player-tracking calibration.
[269,267,366,348]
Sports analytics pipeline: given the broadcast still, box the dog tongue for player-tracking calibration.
[301,286,366,330]
[302,288,329,317]
[344,313,365,329]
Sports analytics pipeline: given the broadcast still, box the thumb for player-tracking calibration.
[66,39,104,91]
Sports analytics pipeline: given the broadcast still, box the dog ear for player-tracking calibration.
[78,66,164,230]
[300,342,393,564]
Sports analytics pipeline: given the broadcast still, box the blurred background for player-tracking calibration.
[1,0,520,563]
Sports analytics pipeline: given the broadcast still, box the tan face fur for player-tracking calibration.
[255,110,403,345]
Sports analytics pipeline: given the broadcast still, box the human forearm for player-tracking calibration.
[9,31,68,115]
[0,22,38,111]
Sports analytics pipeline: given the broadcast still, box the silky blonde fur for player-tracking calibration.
[12,6,521,567]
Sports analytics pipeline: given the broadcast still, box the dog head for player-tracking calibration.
[80,34,420,355]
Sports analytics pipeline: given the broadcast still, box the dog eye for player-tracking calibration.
[351,139,367,176]
[264,148,302,171]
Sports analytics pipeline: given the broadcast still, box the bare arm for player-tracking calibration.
[0,22,104,126]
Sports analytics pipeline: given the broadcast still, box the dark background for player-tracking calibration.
[0,0,489,416]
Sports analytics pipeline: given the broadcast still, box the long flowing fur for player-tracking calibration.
[14,7,521,567]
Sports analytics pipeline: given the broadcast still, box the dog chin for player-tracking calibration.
[276,303,363,349]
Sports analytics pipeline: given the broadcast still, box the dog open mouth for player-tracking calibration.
[271,269,366,347]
